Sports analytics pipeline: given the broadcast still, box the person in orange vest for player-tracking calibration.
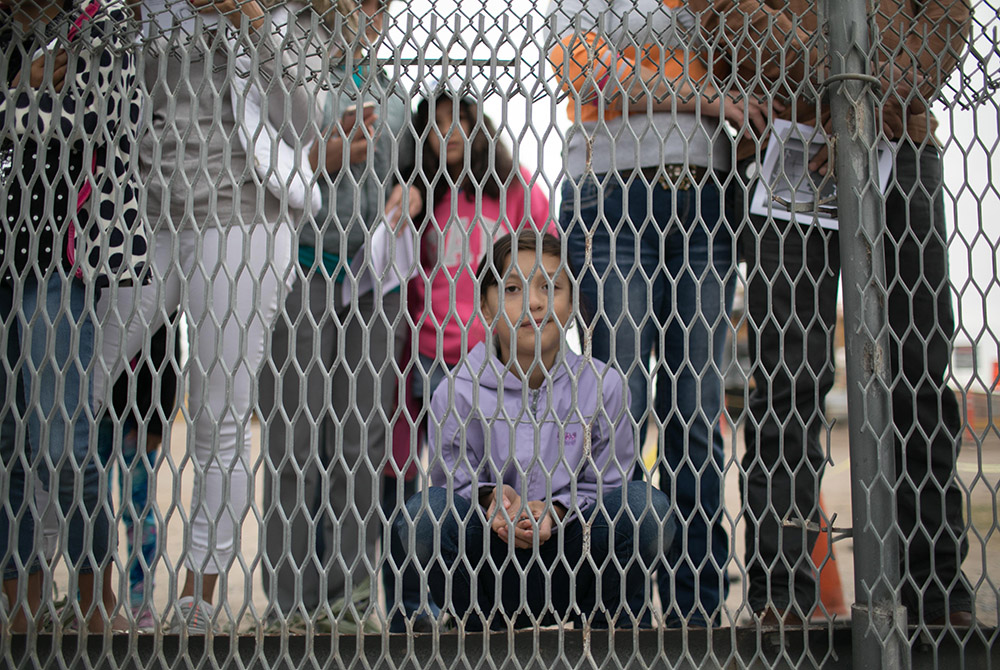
[547,0,771,627]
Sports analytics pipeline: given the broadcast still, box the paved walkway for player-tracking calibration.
[715,415,1000,626]
[49,405,1000,630]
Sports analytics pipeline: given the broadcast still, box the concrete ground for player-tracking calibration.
[49,397,1000,631]
[711,412,1000,627]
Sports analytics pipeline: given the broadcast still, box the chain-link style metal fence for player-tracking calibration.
[1,0,998,667]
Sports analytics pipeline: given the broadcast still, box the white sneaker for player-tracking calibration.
[169,596,215,635]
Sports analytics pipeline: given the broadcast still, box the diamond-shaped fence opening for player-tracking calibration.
[0,0,997,667]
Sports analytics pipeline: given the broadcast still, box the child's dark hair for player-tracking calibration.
[413,92,515,220]
[476,231,590,324]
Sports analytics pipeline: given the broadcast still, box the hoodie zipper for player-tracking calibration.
[530,388,541,418]
[528,387,542,493]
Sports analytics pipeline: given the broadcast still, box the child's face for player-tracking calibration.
[482,249,573,368]
[427,99,471,169]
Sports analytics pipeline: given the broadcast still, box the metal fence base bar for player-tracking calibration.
[850,605,909,670]
[6,626,997,670]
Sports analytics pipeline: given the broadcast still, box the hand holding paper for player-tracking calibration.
[338,102,377,134]
[384,184,423,236]
[341,215,418,305]
[750,120,893,231]
[14,43,67,91]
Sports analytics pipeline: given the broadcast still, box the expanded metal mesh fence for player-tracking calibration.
[1,0,998,667]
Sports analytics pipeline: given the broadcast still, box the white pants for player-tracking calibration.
[97,223,292,573]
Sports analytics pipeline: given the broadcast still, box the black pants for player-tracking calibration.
[740,143,972,620]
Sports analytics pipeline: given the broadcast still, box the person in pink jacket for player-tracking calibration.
[384,84,553,630]
[392,232,673,630]
[408,82,553,399]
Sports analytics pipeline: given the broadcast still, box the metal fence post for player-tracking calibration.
[824,2,909,669]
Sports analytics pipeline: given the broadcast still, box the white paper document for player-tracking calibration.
[750,119,894,230]
[341,216,419,305]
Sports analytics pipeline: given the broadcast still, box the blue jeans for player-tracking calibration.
[393,482,673,629]
[561,175,735,626]
[738,144,972,620]
[383,474,440,631]
[97,416,159,610]
[0,274,109,580]
[383,354,449,631]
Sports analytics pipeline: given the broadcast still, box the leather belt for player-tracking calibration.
[625,164,709,191]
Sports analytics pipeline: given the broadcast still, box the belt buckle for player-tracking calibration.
[660,164,693,191]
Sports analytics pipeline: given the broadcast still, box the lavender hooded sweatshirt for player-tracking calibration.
[428,342,636,514]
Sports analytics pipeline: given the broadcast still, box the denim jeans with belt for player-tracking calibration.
[561,174,736,626]
[0,273,110,581]
[393,481,673,629]
[740,143,972,621]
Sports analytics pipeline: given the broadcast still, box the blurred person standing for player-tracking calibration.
[98,320,181,631]
[259,0,417,632]
[95,0,315,633]
[691,0,975,626]
[547,0,769,627]
[0,0,146,633]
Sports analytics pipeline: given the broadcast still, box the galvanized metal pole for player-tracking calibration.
[823,2,908,670]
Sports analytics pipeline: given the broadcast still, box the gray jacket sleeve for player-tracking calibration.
[225,9,319,148]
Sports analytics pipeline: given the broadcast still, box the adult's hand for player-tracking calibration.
[807,104,900,177]
[13,49,68,92]
[719,91,785,135]
[806,118,836,176]
[308,109,376,174]
[632,65,786,133]
[384,184,422,235]
[881,61,926,117]
[309,129,372,175]
[188,0,265,31]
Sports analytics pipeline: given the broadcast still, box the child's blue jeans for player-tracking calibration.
[393,481,673,629]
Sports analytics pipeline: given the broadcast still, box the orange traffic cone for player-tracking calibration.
[810,493,849,619]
